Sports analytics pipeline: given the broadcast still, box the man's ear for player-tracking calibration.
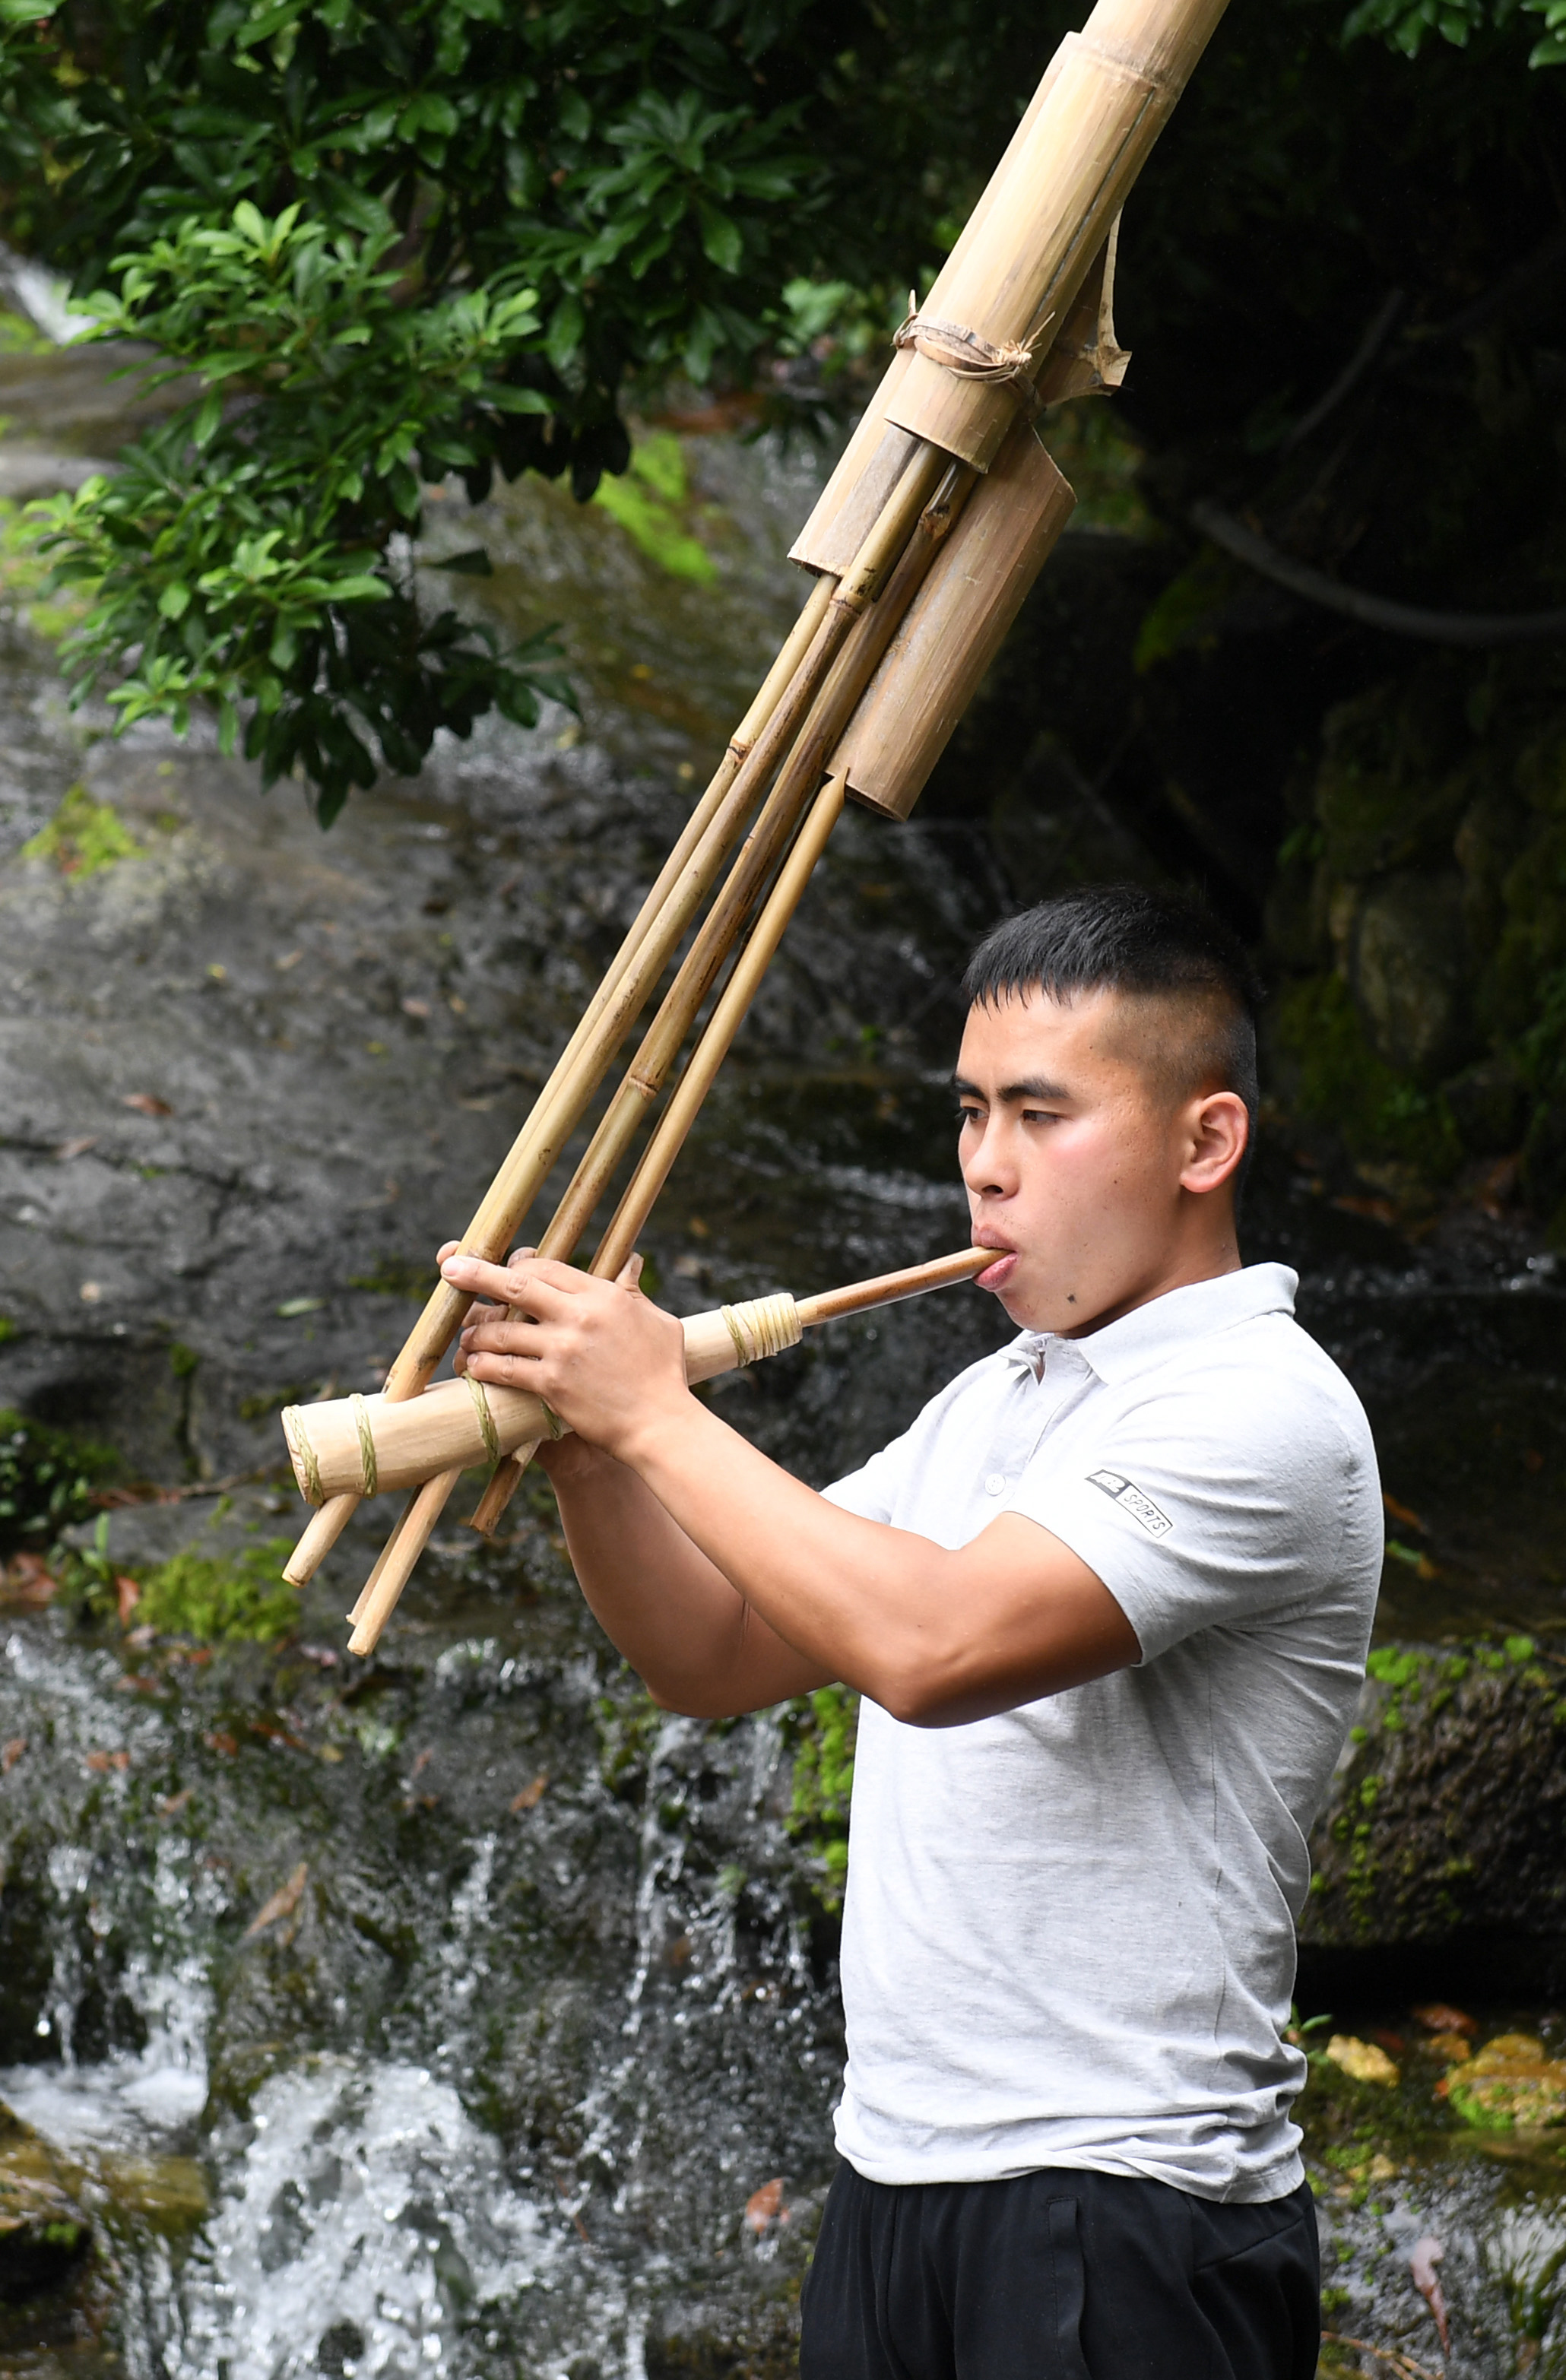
[1181,1089,1249,1194]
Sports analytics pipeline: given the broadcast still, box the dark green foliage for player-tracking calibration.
[64,1513,300,1640]
[0,1409,116,1552]
[786,1683,857,1908]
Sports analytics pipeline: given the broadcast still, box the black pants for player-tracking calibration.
[799,2163,1320,2380]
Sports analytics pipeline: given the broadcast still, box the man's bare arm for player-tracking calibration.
[536,1432,835,1714]
[448,1252,1139,1725]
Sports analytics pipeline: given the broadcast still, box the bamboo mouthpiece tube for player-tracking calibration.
[281,1247,991,1512]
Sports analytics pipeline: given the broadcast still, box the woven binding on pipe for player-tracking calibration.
[720,1291,803,1368]
[350,1393,379,1499]
[281,1405,323,1507]
[893,303,1051,416]
[466,1373,500,1465]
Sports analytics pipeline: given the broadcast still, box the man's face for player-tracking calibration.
[955,986,1243,1336]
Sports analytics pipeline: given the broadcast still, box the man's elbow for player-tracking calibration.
[873,1647,975,1729]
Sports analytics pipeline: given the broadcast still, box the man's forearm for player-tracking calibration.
[540,1436,832,1714]
[617,1399,1134,1727]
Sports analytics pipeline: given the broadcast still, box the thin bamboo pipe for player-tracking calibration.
[284,572,839,1589]
[286,1246,991,1510]
[347,1468,461,1656]
[466,772,849,1538]
[465,458,972,1536]
[534,454,965,1269]
[594,777,848,1281]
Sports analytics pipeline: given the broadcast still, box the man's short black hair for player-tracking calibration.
[962,883,1263,1142]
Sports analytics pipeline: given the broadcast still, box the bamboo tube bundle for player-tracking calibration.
[284,1249,990,1529]
[279,0,1231,1655]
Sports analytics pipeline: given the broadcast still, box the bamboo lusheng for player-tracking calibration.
[283,0,1232,1634]
[284,1248,992,1509]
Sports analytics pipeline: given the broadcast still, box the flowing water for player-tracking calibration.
[0,344,1564,2378]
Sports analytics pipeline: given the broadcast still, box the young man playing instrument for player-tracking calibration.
[439,883,1381,2380]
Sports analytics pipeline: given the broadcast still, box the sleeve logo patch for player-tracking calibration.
[1088,1468,1173,1539]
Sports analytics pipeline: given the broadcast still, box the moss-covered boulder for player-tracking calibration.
[1304,1637,1566,1948]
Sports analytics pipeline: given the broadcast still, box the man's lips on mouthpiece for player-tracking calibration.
[972,1239,1017,1291]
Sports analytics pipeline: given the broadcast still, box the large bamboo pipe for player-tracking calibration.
[284,1247,991,1509]
[288,0,1232,1624]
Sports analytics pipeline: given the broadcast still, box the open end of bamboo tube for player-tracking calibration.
[283,1491,357,1587]
[348,1469,461,1656]
[347,1488,420,1624]
[468,1438,540,1537]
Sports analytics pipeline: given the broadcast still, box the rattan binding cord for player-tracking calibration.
[892,293,1053,417]
[465,1373,500,1466]
[350,1393,379,1499]
[720,1291,803,1369]
[282,1405,323,1506]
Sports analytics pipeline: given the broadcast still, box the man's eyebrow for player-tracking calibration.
[951,1074,1073,1102]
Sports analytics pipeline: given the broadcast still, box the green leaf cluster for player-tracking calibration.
[0,0,1558,823]
[1345,0,1566,67]
[0,1409,116,1551]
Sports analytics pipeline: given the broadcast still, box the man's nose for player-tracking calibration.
[961,1117,1017,1198]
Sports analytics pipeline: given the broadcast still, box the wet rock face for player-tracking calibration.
[1351,870,1478,1083]
[1304,1644,1566,1952]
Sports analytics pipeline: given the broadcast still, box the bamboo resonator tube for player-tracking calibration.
[283,1248,991,1511]
[281,0,1228,1625]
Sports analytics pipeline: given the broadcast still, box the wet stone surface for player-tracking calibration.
[1,359,1564,2373]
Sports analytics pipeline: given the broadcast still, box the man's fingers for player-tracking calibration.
[442,1250,586,1305]
[437,1240,460,1265]
[463,1347,542,1389]
[617,1252,644,1290]
[506,1244,538,1270]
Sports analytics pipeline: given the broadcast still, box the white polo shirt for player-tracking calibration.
[821,1262,1381,2202]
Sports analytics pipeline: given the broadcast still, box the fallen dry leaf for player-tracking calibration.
[116,1573,141,1625]
[2,1736,26,1773]
[745,2179,787,2233]
[1413,2001,1476,2038]
[53,1135,98,1161]
[122,1092,173,1117]
[401,996,432,1019]
[510,1773,548,1814]
[84,1749,130,1773]
[243,1861,309,1941]
[1409,2236,1449,2351]
[203,1729,239,1757]
[410,1748,433,1778]
[159,1789,193,1817]
[1326,2034,1400,2085]
[1382,1492,1425,1532]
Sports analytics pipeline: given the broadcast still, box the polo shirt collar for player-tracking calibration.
[1004,1263,1298,1386]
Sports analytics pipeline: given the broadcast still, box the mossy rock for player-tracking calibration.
[0,2103,91,2306]
[1304,1638,1566,1948]
[1444,2033,1566,2131]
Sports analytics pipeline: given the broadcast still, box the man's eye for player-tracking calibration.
[956,1108,981,1129]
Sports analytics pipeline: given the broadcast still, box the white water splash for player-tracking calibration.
[180,2057,555,2380]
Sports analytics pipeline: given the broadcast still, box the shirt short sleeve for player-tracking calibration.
[819,1430,911,1525]
[1012,1358,1380,1663]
